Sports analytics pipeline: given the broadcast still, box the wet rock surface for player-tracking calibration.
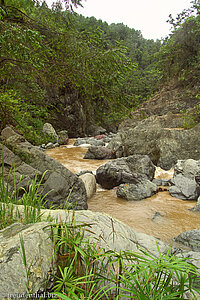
[116,180,157,201]
[84,145,116,160]
[96,155,155,189]
[169,159,200,200]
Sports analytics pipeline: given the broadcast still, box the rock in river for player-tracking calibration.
[117,180,157,201]
[169,159,200,200]
[84,146,116,160]
[96,155,155,189]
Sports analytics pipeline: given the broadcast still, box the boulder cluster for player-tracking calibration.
[1,111,200,297]
[0,126,87,210]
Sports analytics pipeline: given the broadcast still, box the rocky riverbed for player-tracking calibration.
[1,124,200,298]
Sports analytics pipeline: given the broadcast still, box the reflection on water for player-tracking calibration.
[46,140,200,243]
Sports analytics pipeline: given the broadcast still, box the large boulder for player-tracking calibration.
[96,155,155,189]
[1,128,87,210]
[174,229,200,252]
[169,159,200,200]
[1,126,21,139]
[0,222,54,297]
[0,211,169,299]
[1,208,200,298]
[117,180,157,201]
[122,117,200,170]
[84,146,116,160]
[0,144,41,194]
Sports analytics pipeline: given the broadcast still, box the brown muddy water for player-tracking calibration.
[46,140,200,244]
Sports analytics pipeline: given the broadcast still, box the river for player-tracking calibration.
[46,140,200,244]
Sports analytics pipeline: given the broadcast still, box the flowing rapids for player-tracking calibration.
[46,140,199,244]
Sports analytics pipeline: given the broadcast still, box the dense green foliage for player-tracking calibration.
[0,0,199,142]
[0,0,161,140]
[74,16,162,103]
[157,0,200,83]
[48,221,200,299]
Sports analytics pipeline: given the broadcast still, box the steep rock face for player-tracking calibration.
[122,120,200,170]
[1,127,87,210]
[119,81,199,131]
[46,86,87,137]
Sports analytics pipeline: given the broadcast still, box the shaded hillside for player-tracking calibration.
[0,0,199,143]
[0,0,162,142]
[120,79,200,130]
[120,1,200,130]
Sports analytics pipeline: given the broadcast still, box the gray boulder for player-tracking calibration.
[96,155,155,189]
[173,159,200,179]
[42,123,58,141]
[106,132,124,158]
[1,208,200,298]
[122,116,200,170]
[1,128,87,210]
[0,222,54,298]
[169,159,200,200]
[84,146,116,160]
[0,144,41,194]
[116,180,157,201]
[58,130,69,145]
[169,174,199,200]
[1,126,22,139]
[174,229,200,252]
[0,210,169,299]
[87,124,106,136]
